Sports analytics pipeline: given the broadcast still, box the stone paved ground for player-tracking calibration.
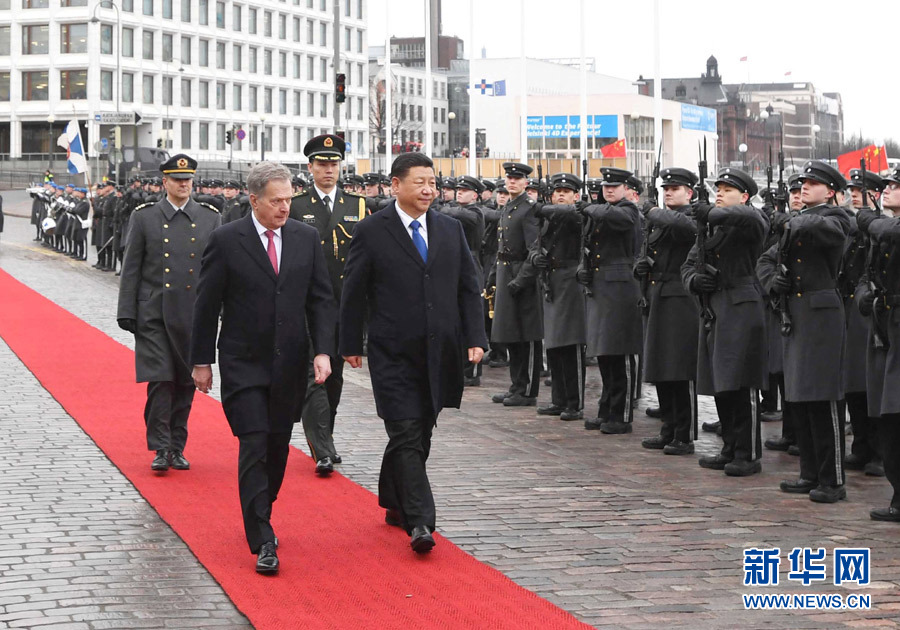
[2,196,900,629]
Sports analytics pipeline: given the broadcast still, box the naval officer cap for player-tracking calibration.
[659,167,699,188]
[160,153,198,180]
[847,169,885,192]
[600,167,633,186]
[456,175,485,193]
[626,175,644,195]
[714,167,758,197]
[502,161,533,178]
[304,133,345,161]
[550,173,582,192]
[799,160,846,191]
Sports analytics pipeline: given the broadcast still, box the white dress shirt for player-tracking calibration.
[251,210,282,269]
[166,197,186,213]
[395,202,429,247]
[315,186,337,211]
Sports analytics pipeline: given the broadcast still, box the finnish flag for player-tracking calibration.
[56,120,87,174]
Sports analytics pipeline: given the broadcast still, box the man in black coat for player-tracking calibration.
[340,152,487,554]
[191,162,336,573]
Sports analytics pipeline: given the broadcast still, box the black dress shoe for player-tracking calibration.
[780,478,817,494]
[809,485,846,503]
[385,509,404,528]
[865,459,885,477]
[599,420,632,434]
[699,454,732,470]
[464,376,481,387]
[584,417,606,430]
[503,394,536,407]
[151,450,170,471]
[315,456,334,476]
[491,391,511,403]
[764,436,793,451]
[256,542,279,574]
[543,378,552,387]
[641,435,668,450]
[760,410,782,422]
[537,403,565,416]
[844,453,867,470]
[664,440,695,455]
[645,406,662,419]
[787,444,800,456]
[488,358,509,368]
[170,451,190,470]
[410,525,435,554]
[701,421,721,434]
[870,506,900,522]
[724,459,761,477]
[559,409,583,421]
[332,454,342,464]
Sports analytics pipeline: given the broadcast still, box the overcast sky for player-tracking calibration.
[369,0,900,144]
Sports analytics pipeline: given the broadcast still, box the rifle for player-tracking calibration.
[776,223,793,336]
[775,140,787,214]
[862,157,889,348]
[637,142,662,313]
[695,139,716,331]
[579,158,594,298]
[535,163,551,302]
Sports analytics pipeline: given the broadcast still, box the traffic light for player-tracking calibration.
[156,138,163,148]
[335,73,346,103]
[336,130,346,141]
[226,129,233,144]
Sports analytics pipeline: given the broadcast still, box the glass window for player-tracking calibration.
[264,11,271,37]
[293,17,300,42]
[319,22,326,46]
[199,0,207,25]
[23,0,48,7]
[60,69,87,99]
[249,7,256,33]
[279,127,287,152]
[62,0,88,6]
[216,81,225,109]
[279,89,286,115]
[233,44,241,71]
[264,49,271,75]
[344,27,350,51]
[22,71,49,100]
[248,85,257,112]
[181,0,190,21]
[216,123,226,150]
[181,121,191,149]
[199,122,209,150]
[199,80,208,107]
[356,0,361,18]
[320,58,326,83]
[307,92,314,116]
[320,93,327,117]
[400,77,405,94]
[265,126,272,151]
[199,39,208,66]
[358,63,363,86]
[293,90,302,115]
[279,52,286,77]
[306,20,313,44]
[60,23,88,54]
[181,77,191,106]
[216,41,225,69]
[162,33,173,61]
[293,53,301,79]
[123,0,133,10]
[294,128,302,152]
[122,27,133,56]
[249,47,257,72]
[142,30,154,60]
[358,96,363,120]
[264,87,272,113]
[22,24,49,54]
[181,35,191,64]
[319,0,325,10]
[232,83,241,110]
[232,4,241,31]
[142,0,152,16]
[306,56,313,80]
[215,0,224,28]
[101,70,113,100]
[143,74,154,103]
[356,29,362,53]
[162,0,172,19]
[162,76,173,105]
[278,13,286,39]
[122,72,134,102]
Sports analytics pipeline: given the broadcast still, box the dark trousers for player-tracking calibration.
[379,417,435,533]
[786,400,845,488]
[507,340,542,398]
[656,380,696,442]
[464,357,483,380]
[713,388,761,461]
[144,381,195,452]
[846,391,881,462]
[771,373,796,442]
[596,354,638,423]
[760,372,781,412]
[879,416,900,509]
[301,355,344,462]
[237,429,292,554]
[547,345,585,410]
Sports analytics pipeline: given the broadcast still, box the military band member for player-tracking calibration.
[289,134,366,475]
[635,168,699,453]
[842,169,885,477]
[757,160,851,503]
[482,183,508,368]
[531,173,587,420]
[683,168,768,475]
[71,187,90,261]
[491,162,543,406]
[117,154,222,471]
[578,168,642,432]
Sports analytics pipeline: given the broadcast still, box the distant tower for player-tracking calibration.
[706,55,719,80]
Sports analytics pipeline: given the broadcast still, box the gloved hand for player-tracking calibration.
[859,292,876,316]
[692,273,717,293]
[118,318,137,334]
[771,274,792,295]
[640,201,655,216]
[633,257,653,277]
[575,266,592,286]
[693,203,715,224]
[530,252,550,269]
[507,279,525,297]
[770,212,792,233]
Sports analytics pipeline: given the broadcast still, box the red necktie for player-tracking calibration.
[265,230,278,275]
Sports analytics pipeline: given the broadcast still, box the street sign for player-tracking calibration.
[99,138,109,151]
[97,112,142,125]
[236,129,246,141]
[345,142,352,152]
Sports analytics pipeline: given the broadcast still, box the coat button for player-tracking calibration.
[190,253,195,258]
[425,274,430,280]
[165,268,170,273]
[191,223,196,228]
[165,283,171,288]
[796,292,802,297]
[191,237,196,242]
[275,348,281,356]
[189,269,193,274]
[427,303,433,309]
[164,253,170,257]
[796,258,801,263]
[163,224,169,229]
[185,285,191,290]
[164,238,169,243]
[276,290,281,295]
[429,333,435,340]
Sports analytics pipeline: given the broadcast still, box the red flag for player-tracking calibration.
[837,145,890,177]
[740,56,748,62]
[600,138,626,158]
[784,71,792,76]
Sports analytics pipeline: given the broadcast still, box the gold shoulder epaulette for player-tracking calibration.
[199,202,220,213]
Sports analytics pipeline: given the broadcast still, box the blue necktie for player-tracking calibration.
[410,219,428,263]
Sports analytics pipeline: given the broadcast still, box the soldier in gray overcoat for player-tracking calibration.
[577,168,642,433]
[634,168,699,454]
[529,173,586,420]
[117,154,222,472]
[491,162,543,406]
[757,160,851,504]
[682,168,768,476]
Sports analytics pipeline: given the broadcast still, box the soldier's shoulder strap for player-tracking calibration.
[198,201,220,214]
[292,190,309,198]
[132,202,155,212]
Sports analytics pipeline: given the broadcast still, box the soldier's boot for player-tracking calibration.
[724,459,761,477]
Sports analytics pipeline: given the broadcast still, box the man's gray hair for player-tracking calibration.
[246,162,292,196]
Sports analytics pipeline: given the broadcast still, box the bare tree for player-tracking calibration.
[369,68,424,156]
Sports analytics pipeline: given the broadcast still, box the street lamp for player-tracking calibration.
[448,111,456,158]
[259,115,267,162]
[739,142,748,170]
[91,0,121,181]
[47,113,56,171]
[812,123,821,160]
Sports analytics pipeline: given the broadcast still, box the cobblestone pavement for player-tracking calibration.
[2,203,900,629]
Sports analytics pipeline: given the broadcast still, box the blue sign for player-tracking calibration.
[345,142,352,152]
[99,138,109,151]
[681,104,717,133]
[526,115,618,139]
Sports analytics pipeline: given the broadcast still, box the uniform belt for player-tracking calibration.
[498,253,526,263]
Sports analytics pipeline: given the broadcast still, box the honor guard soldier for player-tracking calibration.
[221,180,244,223]
[526,178,541,202]
[682,168,769,475]
[116,154,222,471]
[491,162,543,406]
[577,168,643,432]
[842,169,885,477]
[757,160,851,503]
[442,175,487,385]
[587,179,602,203]
[635,168,700,453]
[530,173,587,420]
[481,179,497,208]
[624,175,643,205]
[856,191,900,521]
[481,183,508,368]
[439,177,457,206]
[289,133,366,475]
[363,172,388,213]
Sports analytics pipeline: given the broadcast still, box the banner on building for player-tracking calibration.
[680,104,717,133]
[525,115,618,139]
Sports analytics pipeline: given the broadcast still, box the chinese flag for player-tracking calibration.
[600,138,627,158]
[837,145,890,177]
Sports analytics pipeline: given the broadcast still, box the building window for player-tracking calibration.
[264,87,272,113]
[279,126,287,152]
[264,49,272,75]
[278,13,286,39]
[122,27,133,56]
[216,123,225,150]
[356,0,362,18]
[101,70,113,100]
[263,11,272,37]
[416,78,423,96]
[265,126,272,151]
[293,53,301,79]
[319,0,325,10]
[162,76,173,105]
[181,121,191,149]
[122,0,132,10]
[162,33,173,61]
[60,69,87,99]
[216,41,225,69]
[344,0,349,16]
[293,17,300,42]
[279,88,286,114]
[61,0,88,5]
[294,128,302,152]
[400,77,406,94]
[22,71,48,100]
[122,72,134,102]
[357,63,363,86]
[319,58,326,82]
[249,7,257,34]
[162,0,172,19]
[344,27,350,51]
[199,0,208,25]
[232,4,241,31]
[306,20,313,44]
[199,122,209,150]
[320,93,327,117]
[22,24,49,54]
[142,0,152,15]
[319,21,326,46]
[199,39,208,66]
[232,83,241,110]
[293,90,302,115]
[142,30,153,60]
[249,85,257,112]
[249,47,257,72]
[143,74,154,103]
[23,0,49,7]
[356,29,362,53]
[181,0,190,22]
[100,24,113,53]
[306,56,313,80]
[307,92,314,116]
[59,24,87,54]
[279,51,286,77]
[215,0,224,28]
[181,77,191,106]
[199,80,208,107]
[181,35,191,64]
[216,81,225,109]
[233,44,241,71]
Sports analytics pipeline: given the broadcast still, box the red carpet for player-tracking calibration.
[0,268,594,630]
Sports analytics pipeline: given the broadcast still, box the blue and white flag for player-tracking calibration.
[56,119,87,174]
[493,80,506,96]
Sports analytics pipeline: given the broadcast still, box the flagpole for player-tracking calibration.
[424,0,433,159]
[467,0,476,176]
[519,0,527,164]
[652,0,662,198]
[579,0,587,180]
[384,4,392,171]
